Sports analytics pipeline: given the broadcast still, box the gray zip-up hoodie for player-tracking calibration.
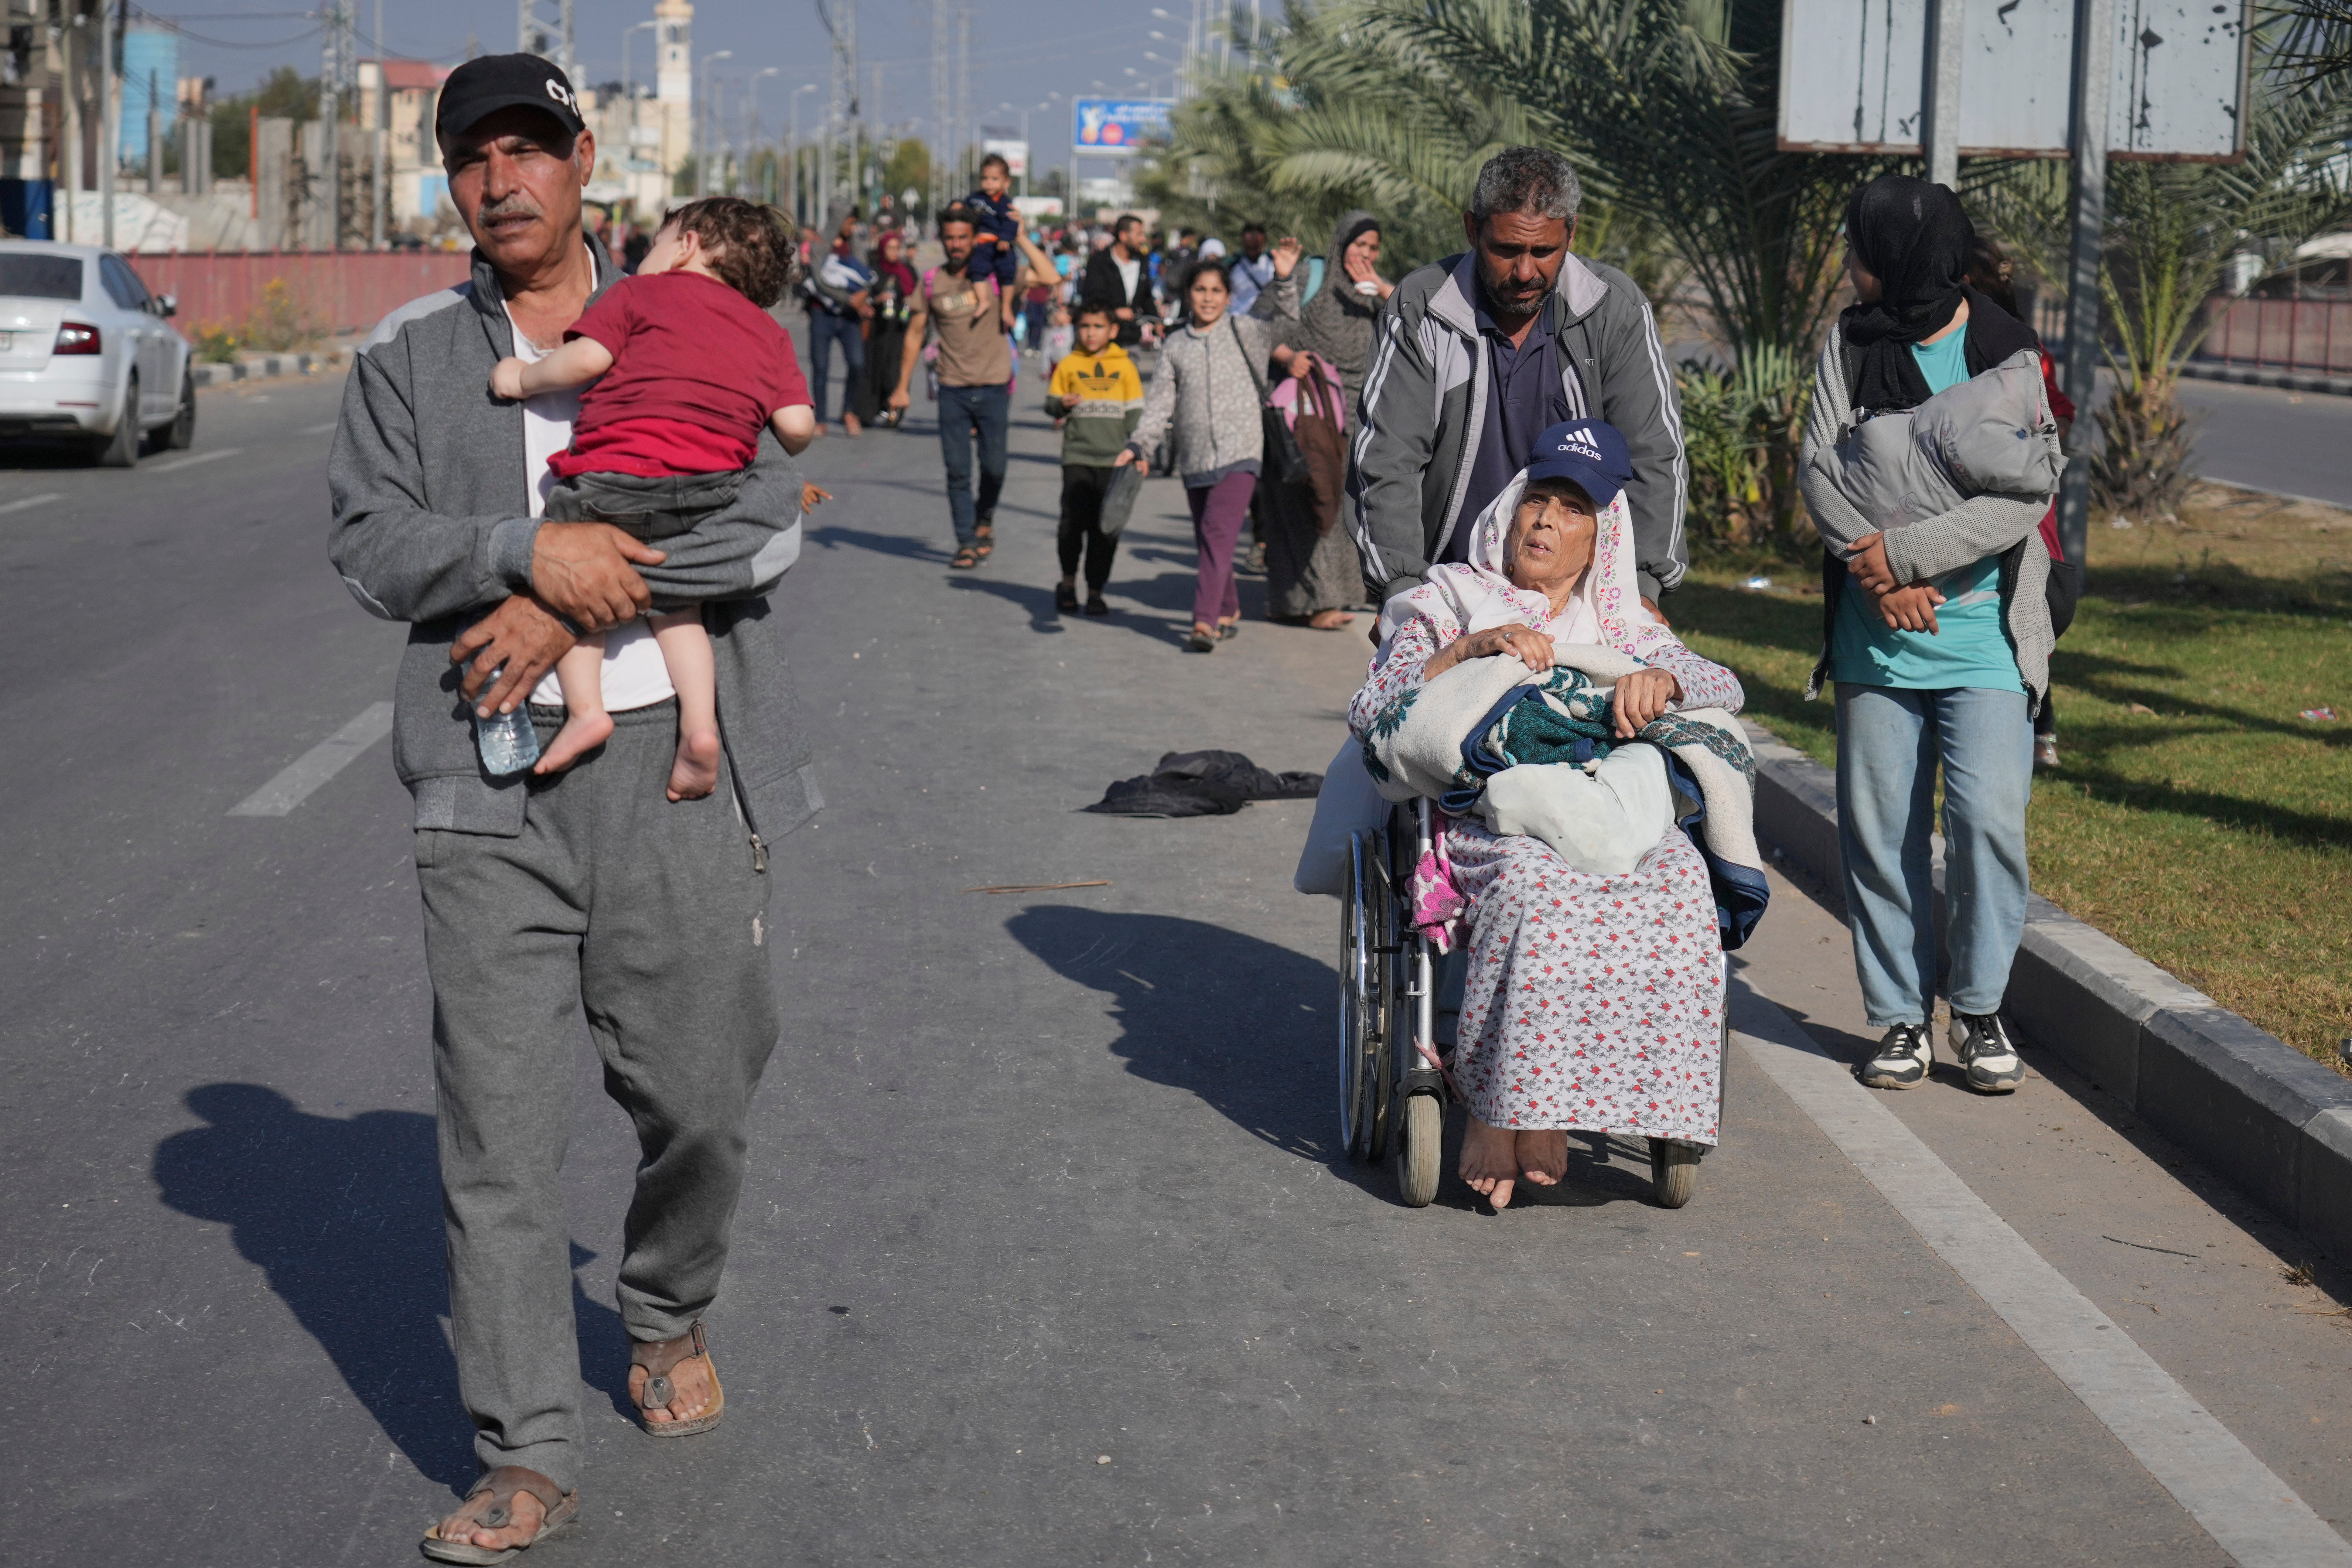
[1348,250,1687,604]
[327,241,824,843]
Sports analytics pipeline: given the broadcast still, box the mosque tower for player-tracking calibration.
[655,0,693,184]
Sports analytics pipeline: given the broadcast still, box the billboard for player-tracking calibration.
[1072,97,1173,154]
[982,138,1029,179]
[1777,0,2249,161]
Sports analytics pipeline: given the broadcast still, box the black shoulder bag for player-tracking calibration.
[1230,316,1307,487]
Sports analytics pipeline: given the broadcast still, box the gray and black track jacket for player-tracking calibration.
[1348,250,1687,604]
[327,240,824,842]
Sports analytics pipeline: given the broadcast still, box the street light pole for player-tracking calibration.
[621,18,654,97]
[747,65,778,204]
[788,82,817,228]
[372,0,387,248]
[695,49,731,198]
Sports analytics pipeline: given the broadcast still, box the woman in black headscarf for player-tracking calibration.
[1798,174,2058,1101]
[1247,210,1383,629]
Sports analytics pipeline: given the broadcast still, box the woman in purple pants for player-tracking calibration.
[1118,239,1303,651]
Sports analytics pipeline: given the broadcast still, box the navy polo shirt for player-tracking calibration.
[1440,302,1573,563]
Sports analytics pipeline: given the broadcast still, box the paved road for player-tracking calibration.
[3,370,2348,1566]
[2176,376,2352,507]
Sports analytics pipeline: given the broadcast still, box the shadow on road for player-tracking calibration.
[150,1084,630,1490]
[1005,905,1353,1172]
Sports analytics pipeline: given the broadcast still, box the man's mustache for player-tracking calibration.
[477,193,544,224]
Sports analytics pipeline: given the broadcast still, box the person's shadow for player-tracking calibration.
[1004,906,1354,1174]
[152,1084,630,1490]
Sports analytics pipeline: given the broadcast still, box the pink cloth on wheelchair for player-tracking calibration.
[1446,818,1723,1145]
[1409,816,1468,954]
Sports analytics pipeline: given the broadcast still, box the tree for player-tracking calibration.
[210,67,317,182]
[1975,24,2352,519]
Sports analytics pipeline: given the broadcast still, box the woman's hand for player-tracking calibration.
[1343,245,1393,302]
[1877,583,1944,633]
[1612,668,1681,737]
[1846,532,1897,596]
[1429,622,1554,678]
[1270,236,1304,280]
[1115,447,1148,477]
[1290,350,1320,383]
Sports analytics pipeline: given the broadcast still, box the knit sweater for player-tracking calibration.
[1799,321,2055,711]
[1125,276,1298,486]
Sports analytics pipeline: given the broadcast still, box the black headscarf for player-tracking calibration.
[1838,175,2032,413]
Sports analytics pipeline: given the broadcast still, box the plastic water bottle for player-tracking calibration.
[473,671,540,775]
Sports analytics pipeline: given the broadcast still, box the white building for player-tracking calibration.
[582,0,694,219]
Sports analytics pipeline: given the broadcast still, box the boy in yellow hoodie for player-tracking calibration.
[1043,302,1146,615]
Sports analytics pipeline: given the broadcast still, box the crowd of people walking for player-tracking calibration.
[332,58,2074,1550]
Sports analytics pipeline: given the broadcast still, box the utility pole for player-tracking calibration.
[954,5,969,197]
[371,0,387,248]
[1923,0,1964,189]
[320,1,346,251]
[99,0,114,248]
[816,0,857,226]
[2056,0,2116,577]
[929,0,949,220]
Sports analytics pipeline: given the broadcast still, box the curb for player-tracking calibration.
[191,352,338,388]
[2181,358,2352,398]
[1741,720,2352,1262]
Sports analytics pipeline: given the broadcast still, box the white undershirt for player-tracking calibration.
[1115,254,1140,303]
[506,306,676,712]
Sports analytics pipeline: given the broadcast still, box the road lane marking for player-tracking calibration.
[227,702,394,817]
[1731,981,2352,1568]
[0,492,63,516]
[144,446,242,475]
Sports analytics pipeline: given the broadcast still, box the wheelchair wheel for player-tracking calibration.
[1650,1138,1701,1208]
[1339,832,1396,1163]
[1394,1092,1443,1208]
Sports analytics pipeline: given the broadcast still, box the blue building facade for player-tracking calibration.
[121,27,180,169]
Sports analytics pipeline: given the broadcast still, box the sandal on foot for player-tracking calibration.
[971,539,994,561]
[1186,627,1218,653]
[1217,620,1241,641]
[631,1320,725,1438]
[420,1467,577,1564]
[1055,581,1080,613]
[950,546,982,570]
[1084,592,1109,617]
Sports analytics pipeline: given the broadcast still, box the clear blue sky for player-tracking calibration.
[145,0,1197,177]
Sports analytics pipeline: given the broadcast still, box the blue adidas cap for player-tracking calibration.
[1524,418,1634,508]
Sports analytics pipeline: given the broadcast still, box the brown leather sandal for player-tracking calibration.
[420,1466,578,1564]
[631,1320,725,1438]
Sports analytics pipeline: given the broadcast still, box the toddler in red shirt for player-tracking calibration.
[491,196,817,800]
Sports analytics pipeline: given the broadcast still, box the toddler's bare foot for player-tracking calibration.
[533,711,613,775]
[667,727,722,801]
[1517,1129,1569,1186]
[1460,1114,1519,1211]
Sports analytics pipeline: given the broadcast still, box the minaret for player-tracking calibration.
[655,0,692,188]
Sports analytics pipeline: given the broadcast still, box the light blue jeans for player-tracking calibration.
[1834,684,2033,1027]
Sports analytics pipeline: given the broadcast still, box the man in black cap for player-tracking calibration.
[328,53,821,1559]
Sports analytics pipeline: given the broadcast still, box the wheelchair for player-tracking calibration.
[1340,798,1725,1209]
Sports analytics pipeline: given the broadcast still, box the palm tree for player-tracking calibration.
[1975,35,2352,518]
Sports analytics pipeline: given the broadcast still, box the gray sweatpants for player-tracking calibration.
[414,700,778,1493]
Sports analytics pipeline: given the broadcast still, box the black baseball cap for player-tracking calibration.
[1524,418,1634,507]
[433,53,586,144]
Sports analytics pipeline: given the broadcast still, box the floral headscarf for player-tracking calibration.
[1375,470,1682,664]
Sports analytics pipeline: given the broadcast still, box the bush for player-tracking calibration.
[1676,344,1812,549]
[241,278,323,353]
[189,323,240,364]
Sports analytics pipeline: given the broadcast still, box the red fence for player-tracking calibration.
[2197,294,2352,377]
[121,251,476,339]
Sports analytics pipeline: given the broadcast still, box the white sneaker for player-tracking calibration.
[1857,1023,1933,1089]
[1951,1011,2024,1093]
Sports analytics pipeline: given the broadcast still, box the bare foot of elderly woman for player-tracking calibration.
[1460,1115,1521,1210]
[1516,1129,1569,1186]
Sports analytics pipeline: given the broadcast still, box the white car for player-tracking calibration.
[0,241,194,466]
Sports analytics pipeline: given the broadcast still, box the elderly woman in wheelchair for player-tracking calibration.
[1346,420,1763,1211]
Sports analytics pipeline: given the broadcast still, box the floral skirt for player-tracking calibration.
[1447,819,1724,1144]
